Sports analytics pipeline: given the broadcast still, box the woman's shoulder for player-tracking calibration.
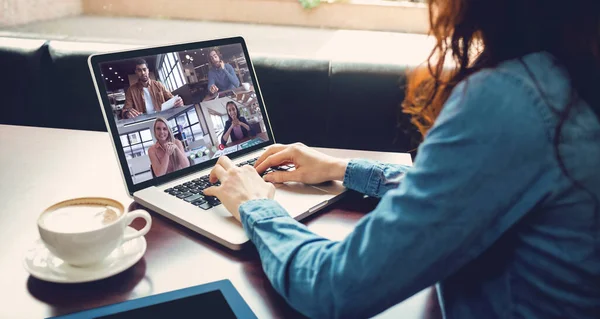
[455,53,564,110]
[462,52,561,88]
[444,64,548,128]
[467,52,573,132]
[148,143,158,155]
[493,52,570,101]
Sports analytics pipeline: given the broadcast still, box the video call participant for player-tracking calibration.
[207,48,240,95]
[148,117,190,177]
[220,101,253,146]
[122,59,183,119]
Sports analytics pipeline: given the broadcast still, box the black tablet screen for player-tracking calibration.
[95,290,237,319]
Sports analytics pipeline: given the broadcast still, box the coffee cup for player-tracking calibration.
[37,197,152,267]
[242,82,250,91]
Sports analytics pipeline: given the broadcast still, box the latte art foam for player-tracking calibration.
[40,205,121,233]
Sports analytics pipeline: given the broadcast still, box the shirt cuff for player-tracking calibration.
[239,198,290,240]
[343,158,381,195]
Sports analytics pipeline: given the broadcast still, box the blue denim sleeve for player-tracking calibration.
[239,70,555,319]
[343,159,411,197]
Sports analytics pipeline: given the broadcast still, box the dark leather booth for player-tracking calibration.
[0,37,421,155]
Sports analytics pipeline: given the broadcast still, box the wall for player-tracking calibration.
[1,0,428,33]
[0,0,82,26]
[82,0,428,34]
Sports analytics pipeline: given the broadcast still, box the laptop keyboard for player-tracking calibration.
[163,157,295,210]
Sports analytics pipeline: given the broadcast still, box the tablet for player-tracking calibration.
[48,279,257,319]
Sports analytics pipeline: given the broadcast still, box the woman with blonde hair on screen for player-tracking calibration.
[148,117,190,177]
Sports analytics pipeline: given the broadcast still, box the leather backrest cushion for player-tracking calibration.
[327,62,418,152]
[44,42,139,131]
[252,56,330,147]
[0,38,420,154]
[0,38,48,127]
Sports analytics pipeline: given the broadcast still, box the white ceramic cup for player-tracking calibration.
[37,198,152,267]
[242,82,250,91]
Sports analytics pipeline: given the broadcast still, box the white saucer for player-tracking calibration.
[23,226,147,284]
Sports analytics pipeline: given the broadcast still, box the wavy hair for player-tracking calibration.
[402,0,600,209]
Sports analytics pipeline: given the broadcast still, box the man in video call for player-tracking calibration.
[207,48,240,96]
[122,58,184,119]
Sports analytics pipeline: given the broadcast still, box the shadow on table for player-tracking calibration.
[125,195,441,319]
[126,201,309,318]
[27,258,149,317]
[127,202,260,260]
[126,192,373,258]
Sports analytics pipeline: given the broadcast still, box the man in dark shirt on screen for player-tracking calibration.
[207,48,240,96]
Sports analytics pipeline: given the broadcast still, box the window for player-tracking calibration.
[211,113,224,132]
[160,68,166,83]
[168,76,176,92]
[140,130,153,142]
[158,52,186,91]
[120,135,129,146]
[171,107,205,146]
[121,129,154,159]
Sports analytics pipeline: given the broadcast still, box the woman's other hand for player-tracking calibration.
[254,143,348,184]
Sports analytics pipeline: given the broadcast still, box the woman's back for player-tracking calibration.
[439,51,600,319]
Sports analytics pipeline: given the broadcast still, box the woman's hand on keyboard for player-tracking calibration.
[204,156,275,221]
[254,143,349,184]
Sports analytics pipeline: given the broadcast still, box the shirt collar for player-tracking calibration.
[135,79,154,89]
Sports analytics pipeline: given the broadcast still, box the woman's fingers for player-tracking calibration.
[263,169,301,183]
[209,164,227,184]
[216,156,235,170]
[254,144,289,169]
[209,156,236,183]
[202,185,221,197]
[255,149,294,173]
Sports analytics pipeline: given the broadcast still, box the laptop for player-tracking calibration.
[88,36,350,250]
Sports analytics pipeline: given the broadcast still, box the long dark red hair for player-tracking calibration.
[403,0,600,136]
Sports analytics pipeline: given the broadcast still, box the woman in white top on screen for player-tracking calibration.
[148,117,190,177]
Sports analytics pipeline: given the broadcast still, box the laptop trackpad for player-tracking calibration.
[274,182,332,218]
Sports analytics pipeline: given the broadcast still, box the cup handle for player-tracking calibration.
[122,209,152,242]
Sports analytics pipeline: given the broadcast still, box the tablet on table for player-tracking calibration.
[48,279,257,319]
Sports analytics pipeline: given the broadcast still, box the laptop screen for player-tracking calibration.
[96,42,271,185]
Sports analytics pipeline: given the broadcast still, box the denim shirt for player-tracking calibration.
[239,52,600,319]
